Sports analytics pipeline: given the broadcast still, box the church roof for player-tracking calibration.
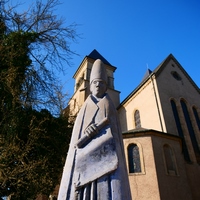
[87,49,112,66]
[122,128,182,142]
[119,53,200,108]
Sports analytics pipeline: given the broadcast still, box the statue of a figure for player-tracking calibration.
[58,59,132,200]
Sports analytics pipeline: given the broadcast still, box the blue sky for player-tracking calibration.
[57,0,200,101]
[13,0,200,102]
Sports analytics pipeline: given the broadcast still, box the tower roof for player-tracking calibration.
[73,49,116,80]
[141,69,152,81]
[87,49,112,66]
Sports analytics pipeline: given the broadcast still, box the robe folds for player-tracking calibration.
[58,94,132,200]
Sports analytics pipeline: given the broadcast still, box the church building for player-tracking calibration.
[66,49,200,200]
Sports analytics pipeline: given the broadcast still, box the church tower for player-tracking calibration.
[67,49,120,117]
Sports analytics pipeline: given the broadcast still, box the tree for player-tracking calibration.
[0,0,78,113]
[0,108,72,199]
[0,0,77,198]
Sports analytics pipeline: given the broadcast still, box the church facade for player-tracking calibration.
[66,49,200,200]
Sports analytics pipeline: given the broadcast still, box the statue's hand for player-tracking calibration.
[84,124,98,138]
[76,118,109,148]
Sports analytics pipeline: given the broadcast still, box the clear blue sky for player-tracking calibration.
[16,0,200,102]
[57,0,200,101]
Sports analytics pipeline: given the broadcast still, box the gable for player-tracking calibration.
[154,54,199,95]
[155,55,200,103]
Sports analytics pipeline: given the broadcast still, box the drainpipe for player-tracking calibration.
[150,74,164,132]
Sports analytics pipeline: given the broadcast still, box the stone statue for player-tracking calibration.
[58,59,132,200]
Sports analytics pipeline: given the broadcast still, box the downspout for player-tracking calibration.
[150,74,164,132]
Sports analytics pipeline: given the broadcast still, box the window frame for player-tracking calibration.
[134,110,141,129]
[162,144,179,176]
[127,142,145,175]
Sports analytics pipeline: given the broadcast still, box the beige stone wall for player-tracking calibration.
[123,134,160,200]
[156,59,200,136]
[106,88,120,108]
[155,59,200,164]
[73,59,92,92]
[185,163,200,199]
[123,131,193,200]
[118,79,165,132]
[68,82,88,117]
[151,135,193,200]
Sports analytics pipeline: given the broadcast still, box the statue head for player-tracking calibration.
[90,59,107,98]
[90,59,107,84]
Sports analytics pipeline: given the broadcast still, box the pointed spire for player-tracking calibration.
[142,69,152,81]
[87,49,112,66]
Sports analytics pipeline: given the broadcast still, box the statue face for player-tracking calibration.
[90,78,107,98]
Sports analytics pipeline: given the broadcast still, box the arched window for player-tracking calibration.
[170,99,190,162]
[181,100,200,164]
[134,110,141,128]
[193,107,200,130]
[163,144,177,175]
[128,144,141,173]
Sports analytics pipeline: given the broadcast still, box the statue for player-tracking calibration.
[58,59,132,200]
